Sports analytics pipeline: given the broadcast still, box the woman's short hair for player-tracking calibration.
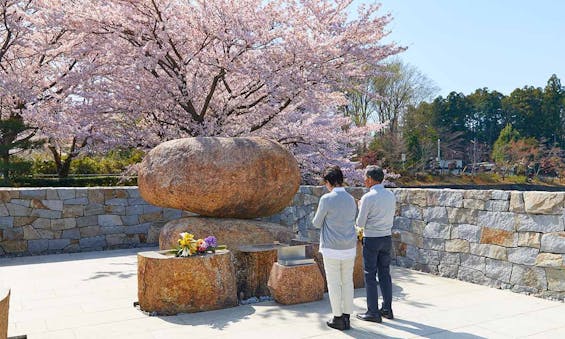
[365,165,384,183]
[322,166,344,186]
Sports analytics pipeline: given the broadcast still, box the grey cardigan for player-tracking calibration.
[312,188,357,250]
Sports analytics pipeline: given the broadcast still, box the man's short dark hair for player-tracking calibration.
[322,166,344,186]
[365,165,384,183]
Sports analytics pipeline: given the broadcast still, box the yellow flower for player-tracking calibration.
[356,227,364,241]
[178,232,195,247]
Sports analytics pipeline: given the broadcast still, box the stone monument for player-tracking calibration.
[137,137,302,314]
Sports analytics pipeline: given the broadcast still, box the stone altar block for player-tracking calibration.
[235,244,286,300]
[0,288,8,339]
[267,262,325,305]
[137,250,237,315]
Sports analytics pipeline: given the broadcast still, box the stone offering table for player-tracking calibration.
[267,263,325,305]
[235,243,287,300]
[0,288,8,339]
[137,250,237,315]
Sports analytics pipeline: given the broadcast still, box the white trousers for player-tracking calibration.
[323,257,355,317]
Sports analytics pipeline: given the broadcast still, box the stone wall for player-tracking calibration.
[391,189,565,300]
[0,186,563,299]
[0,188,191,256]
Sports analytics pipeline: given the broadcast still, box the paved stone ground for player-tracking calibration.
[1,247,564,339]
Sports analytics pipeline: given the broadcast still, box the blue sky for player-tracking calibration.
[351,0,565,97]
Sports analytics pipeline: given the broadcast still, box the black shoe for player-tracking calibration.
[379,308,394,320]
[343,313,351,330]
[326,315,346,330]
[356,312,382,323]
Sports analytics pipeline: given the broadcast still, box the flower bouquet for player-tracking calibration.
[356,227,364,242]
[175,232,226,257]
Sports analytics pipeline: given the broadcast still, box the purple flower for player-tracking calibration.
[204,236,217,248]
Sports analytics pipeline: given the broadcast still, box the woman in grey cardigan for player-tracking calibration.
[312,166,357,331]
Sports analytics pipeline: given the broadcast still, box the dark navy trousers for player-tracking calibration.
[362,236,393,315]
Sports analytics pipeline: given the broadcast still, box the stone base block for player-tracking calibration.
[267,263,324,305]
[137,250,237,315]
[233,247,278,300]
[0,288,9,339]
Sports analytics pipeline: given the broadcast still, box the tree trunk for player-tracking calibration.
[1,153,10,185]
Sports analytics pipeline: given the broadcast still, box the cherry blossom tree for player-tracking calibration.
[0,0,128,179]
[65,0,402,181]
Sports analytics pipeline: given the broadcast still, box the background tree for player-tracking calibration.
[343,61,437,171]
[0,0,126,180]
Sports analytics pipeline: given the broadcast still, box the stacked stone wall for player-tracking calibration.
[0,186,563,299]
[390,189,565,300]
[0,187,191,256]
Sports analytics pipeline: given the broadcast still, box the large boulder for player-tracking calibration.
[138,137,300,218]
[159,217,295,251]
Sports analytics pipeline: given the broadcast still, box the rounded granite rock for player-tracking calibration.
[138,137,300,218]
[158,217,295,252]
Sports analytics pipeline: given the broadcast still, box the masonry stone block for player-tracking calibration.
[400,205,422,219]
[31,209,61,219]
[546,268,565,292]
[477,211,515,231]
[517,232,541,248]
[393,216,411,231]
[423,207,448,223]
[485,258,513,283]
[463,190,491,200]
[509,192,525,213]
[510,264,547,291]
[452,224,482,242]
[423,222,450,239]
[438,264,459,278]
[79,226,101,238]
[423,238,445,251]
[463,199,485,210]
[485,200,510,212]
[523,192,565,214]
[28,239,49,253]
[51,218,77,231]
[6,203,32,216]
[445,239,470,253]
[80,236,106,249]
[540,232,565,253]
[516,214,563,232]
[508,247,539,265]
[491,190,510,200]
[535,253,563,267]
[460,254,485,272]
[48,239,70,250]
[440,252,460,265]
[447,207,478,224]
[62,228,81,240]
[20,189,46,199]
[0,205,8,217]
[480,227,514,247]
[76,215,98,227]
[458,266,486,284]
[98,215,123,227]
[64,197,89,205]
[470,243,507,260]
